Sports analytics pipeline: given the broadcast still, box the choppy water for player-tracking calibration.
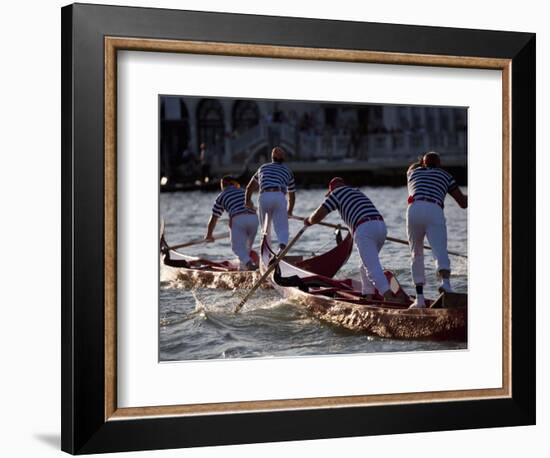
[160,187,468,361]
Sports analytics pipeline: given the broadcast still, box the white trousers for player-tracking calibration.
[354,220,390,295]
[230,213,259,268]
[259,192,289,246]
[406,201,450,285]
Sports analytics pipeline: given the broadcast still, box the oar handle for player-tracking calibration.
[386,236,434,253]
[444,249,467,258]
[290,215,347,231]
[386,236,466,258]
[291,215,466,258]
[386,236,412,247]
[234,226,308,313]
[168,232,230,250]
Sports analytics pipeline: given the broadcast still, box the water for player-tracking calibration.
[160,187,467,361]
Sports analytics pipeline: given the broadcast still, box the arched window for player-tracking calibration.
[411,107,422,130]
[369,106,384,132]
[197,99,225,160]
[439,108,450,132]
[233,100,259,134]
[425,107,435,132]
[160,97,190,177]
[453,108,467,131]
[398,106,410,131]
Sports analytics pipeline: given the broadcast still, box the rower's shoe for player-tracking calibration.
[245,261,258,271]
[359,293,386,308]
[438,283,454,294]
[438,277,453,293]
[409,297,426,309]
[382,290,404,304]
[438,286,454,294]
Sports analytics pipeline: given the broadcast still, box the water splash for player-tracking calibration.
[191,290,209,319]
[160,188,468,361]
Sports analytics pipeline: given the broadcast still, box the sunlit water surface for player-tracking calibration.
[160,187,467,361]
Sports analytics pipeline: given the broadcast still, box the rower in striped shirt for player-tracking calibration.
[406,152,468,308]
[204,176,259,270]
[304,177,399,303]
[245,146,296,251]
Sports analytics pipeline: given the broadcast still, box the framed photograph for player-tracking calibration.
[61,3,536,454]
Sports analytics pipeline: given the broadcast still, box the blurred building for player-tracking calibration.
[160,96,467,185]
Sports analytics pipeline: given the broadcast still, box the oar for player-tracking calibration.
[234,226,308,313]
[290,215,467,258]
[168,232,230,250]
[290,215,349,232]
[385,236,467,258]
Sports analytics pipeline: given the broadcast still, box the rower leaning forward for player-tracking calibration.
[304,177,401,303]
[245,146,296,252]
[204,175,259,271]
[406,151,467,308]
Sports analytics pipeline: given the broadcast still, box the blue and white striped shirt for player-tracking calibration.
[407,167,458,207]
[322,186,382,230]
[253,162,296,193]
[212,186,252,218]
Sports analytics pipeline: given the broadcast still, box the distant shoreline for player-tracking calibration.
[160,163,467,192]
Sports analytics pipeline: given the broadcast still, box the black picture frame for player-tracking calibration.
[61,3,535,454]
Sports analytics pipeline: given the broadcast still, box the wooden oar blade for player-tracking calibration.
[234,226,307,313]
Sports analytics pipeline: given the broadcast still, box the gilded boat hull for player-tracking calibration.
[162,228,353,290]
[261,232,467,342]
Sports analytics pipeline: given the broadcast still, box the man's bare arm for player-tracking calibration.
[407,159,423,173]
[204,215,219,241]
[287,192,295,216]
[245,178,259,209]
[449,188,468,209]
[306,206,329,225]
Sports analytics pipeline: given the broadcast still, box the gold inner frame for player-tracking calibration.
[104,37,512,421]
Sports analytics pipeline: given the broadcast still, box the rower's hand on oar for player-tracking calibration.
[245,201,256,211]
[303,217,313,227]
[204,235,215,243]
[234,225,308,313]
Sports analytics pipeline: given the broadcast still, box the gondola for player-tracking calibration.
[160,224,354,290]
[260,231,467,342]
